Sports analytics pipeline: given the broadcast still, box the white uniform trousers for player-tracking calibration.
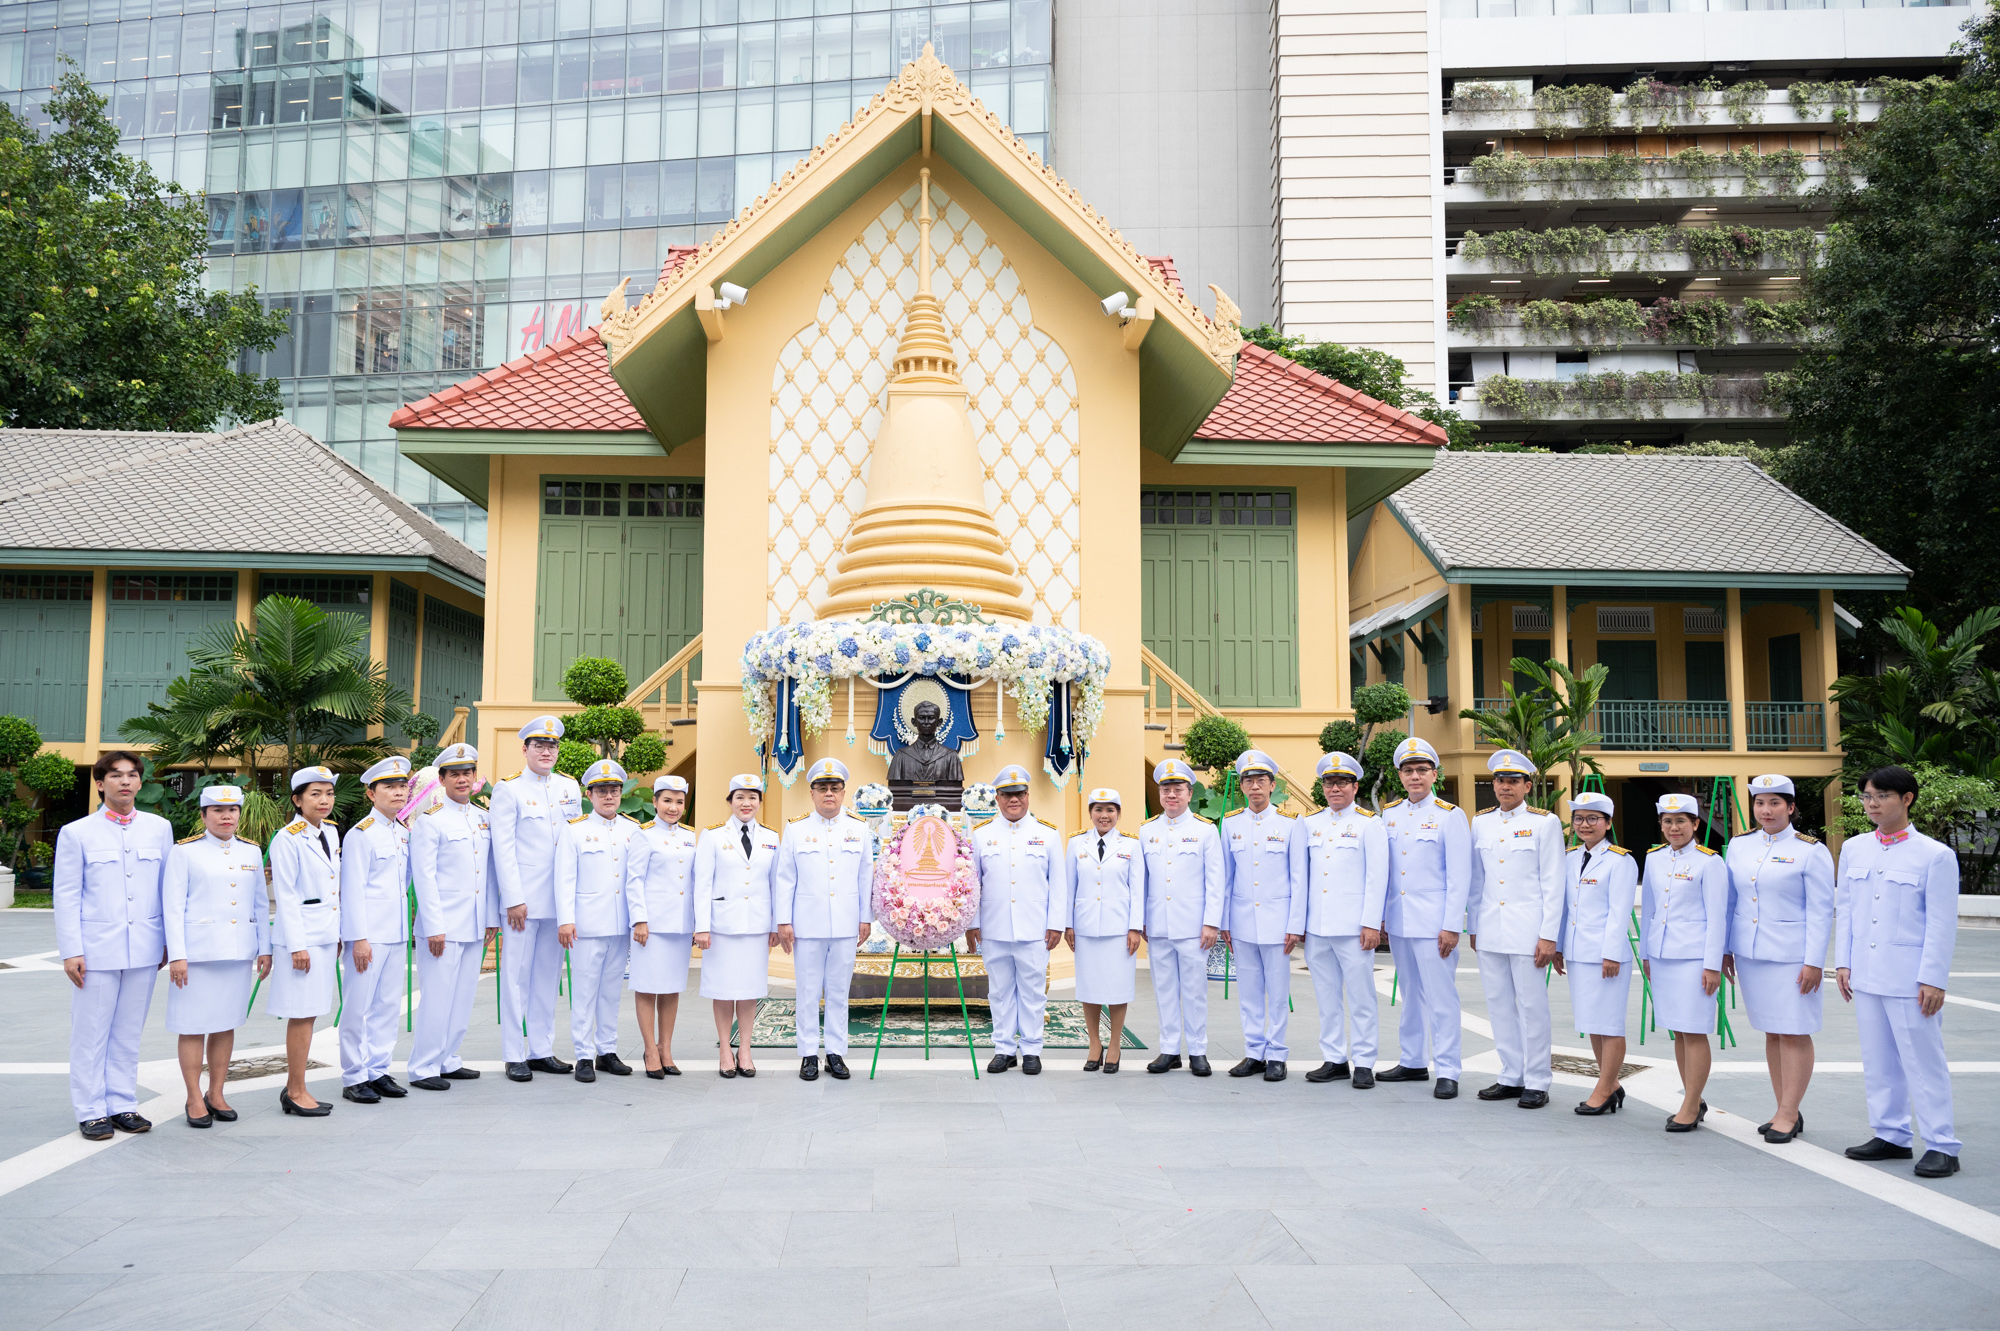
[339,942,406,1086]
[1478,950,1552,1092]
[1304,934,1377,1066]
[70,966,156,1122]
[982,938,1050,1055]
[499,918,562,1062]
[1855,992,1960,1155]
[567,935,626,1059]
[1387,933,1463,1079]
[793,936,858,1056]
[409,941,482,1079]
[1233,941,1292,1062]
[1147,935,1209,1055]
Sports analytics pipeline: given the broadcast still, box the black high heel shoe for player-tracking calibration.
[1665,1100,1708,1133]
[204,1097,238,1123]
[185,1104,213,1129]
[718,1048,738,1079]
[280,1089,332,1117]
[644,1050,666,1080]
[1574,1086,1625,1116]
[1763,1111,1804,1144]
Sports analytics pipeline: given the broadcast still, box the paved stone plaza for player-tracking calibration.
[1,907,1995,1330]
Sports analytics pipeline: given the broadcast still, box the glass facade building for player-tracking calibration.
[1,0,1053,549]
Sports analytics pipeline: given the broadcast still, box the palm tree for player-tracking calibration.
[1832,606,2000,779]
[1512,657,1610,803]
[1458,657,1607,810]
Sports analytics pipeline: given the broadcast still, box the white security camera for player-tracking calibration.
[1100,291,1130,317]
[717,281,749,308]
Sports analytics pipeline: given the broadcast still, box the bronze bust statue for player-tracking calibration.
[886,700,963,785]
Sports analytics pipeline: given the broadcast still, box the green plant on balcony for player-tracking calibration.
[1535,83,1620,137]
[1645,298,1734,346]
[1737,297,1812,343]
[1475,370,1781,418]
[1789,80,1863,124]
[1446,292,1503,330]
[1451,82,1522,112]
[1624,77,1718,132]
[1721,80,1770,127]
[1465,148,1809,201]
[1457,223,1818,277]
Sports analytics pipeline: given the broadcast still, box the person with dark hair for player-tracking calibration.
[164,785,269,1127]
[54,752,172,1139]
[1837,765,1963,1178]
[268,765,343,1116]
[1563,791,1637,1116]
[1724,774,1836,1144]
[338,757,415,1105]
[1641,792,1729,1133]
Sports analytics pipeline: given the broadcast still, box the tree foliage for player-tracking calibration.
[1241,323,1475,449]
[1777,6,2000,624]
[1831,605,2000,781]
[1458,657,1609,811]
[0,715,77,870]
[0,65,288,430]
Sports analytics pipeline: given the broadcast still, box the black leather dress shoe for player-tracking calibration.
[574,1058,596,1083]
[526,1056,572,1074]
[1229,1058,1267,1078]
[825,1054,850,1080]
[205,1098,238,1122]
[79,1118,113,1141]
[1022,1055,1043,1075]
[1845,1137,1914,1161]
[506,1062,533,1082]
[800,1055,820,1081]
[185,1107,213,1129]
[110,1112,152,1133]
[370,1076,407,1098]
[1262,1061,1287,1082]
[1188,1055,1212,1076]
[1434,1078,1459,1100]
[597,1053,632,1076]
[987,1054,1017,1074]
[1352,1067,1375,1089]
[1915,1150,1961,1178]
[1146,1054,1183,1074]
[1376,1064,1430,1083]
[1477,1082,1523,1101]
[441,1067,481,1080]
[410,1075,451,1090]
[1305,1061,1351,1083]
[1517,1089,1550,1109]
[279,1091,331,1117]
[342,1082,382,1104]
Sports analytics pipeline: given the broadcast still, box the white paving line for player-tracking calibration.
[1944,993,2000,1015]
[0,950,61,972]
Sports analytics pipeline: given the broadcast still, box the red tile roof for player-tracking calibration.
[1144,255,1186,298]
[1195,343,1450,448]
[389,327,646,433]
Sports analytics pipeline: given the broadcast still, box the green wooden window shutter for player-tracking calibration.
[1139,489,1298,708]
[1685,641,1726,701]
[1596,640,1660,701]
[0,572,92,743]
[1769,633,1804,702]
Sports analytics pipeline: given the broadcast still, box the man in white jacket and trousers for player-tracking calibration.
[775,758,875,1082]
[1467,748,1567,1109]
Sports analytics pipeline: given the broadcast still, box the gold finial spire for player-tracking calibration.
[888,169,959,386]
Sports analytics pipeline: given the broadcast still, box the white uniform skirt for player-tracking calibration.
[167,959,256,1035]
[1737,956,1824,1036]
[1565,958,1635,1038]
[699,932,770,1001]
[630,931,693,995]
[1648,957,1716,1035]
[1073,933,1137,1005]
[265,942,339,1019]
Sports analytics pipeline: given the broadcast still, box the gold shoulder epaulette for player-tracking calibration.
[619,813,641,824]
[1796,832,1820,844]
[1035,815,1060,830]
[176,832,202,845]
[1604,844,1631,856]
[501,770,522,781]
[284,819,307,835]
[1195,812,1218,825]
[1434,799,1457,811]
[1698,844,1718,855]
[758,820,777,833]
[356,815,375,832]
[1357,807,1378,818]
[568,813,589,824]
[705,820,728,831]
[639,818,656,830]
[1385,798,1407,809]
[789,812,813,823]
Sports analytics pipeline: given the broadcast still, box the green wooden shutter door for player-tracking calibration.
[664,523,704,700]
[624,523,668,675]
[101,588,236,739]
[1596,641,1660,701]
[421,599,485,740]
[1769,634,1804,702]
[1685,641,1726,701]
[536,519,585,698]
[1214,530,1257,707]
[579,519,625,662]
[1253,529,1297,707]
[1472,638,1485,698]
[1140,528,1216,702]
[0,597,91,742]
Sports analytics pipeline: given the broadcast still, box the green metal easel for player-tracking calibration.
[866,943,982,1079]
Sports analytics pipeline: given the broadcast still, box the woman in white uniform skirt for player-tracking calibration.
[1724,773,1835,1143]
[692,774,780,1078]
[625,774,699,1076]
[1065,789,1144,1072]
[268,765,343,1116]
[164,785,272,1128]
[1562,792,1638,1116]
[1640,792,1730,1132]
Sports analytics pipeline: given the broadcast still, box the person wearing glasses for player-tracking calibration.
[1563,791,1637,1116]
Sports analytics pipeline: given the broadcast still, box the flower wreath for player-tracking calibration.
[871,815,980,953]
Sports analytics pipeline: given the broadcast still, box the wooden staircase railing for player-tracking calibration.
[1138,646,1314,809]
[436,705,470,747]
[623,635,703,746]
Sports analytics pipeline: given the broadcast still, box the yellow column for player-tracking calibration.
[1819,588,1845,856]
[412,589,428,713]
[82,567,110,810]
[1447,584,1474,759]
[1725,587,1749,755]
[1547,586,1570,810]
[368,572,391,739]
[1332,471,1353,713]
[236,569,258,627]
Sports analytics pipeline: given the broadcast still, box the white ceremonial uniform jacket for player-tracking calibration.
[1138,811,1224,939]
[1295,804,1388,938]
[1725,827,1835,967]
[1382,794,1472,938]
[776,810,875,939]
[1835,826,1959,997]
[1467,805,1566,955]
[339,813,409,947]
[1639,842,1729,968]
[1221,806,1306,947]
[270,817,343,954]
[1563,841,1637,966]
[488,767,582,918]
[163,832,270,964]
[410,796,497,943]
[693,816,780,935]
[1067,829,1144,938]
[973,812,1067,942]
[625,819,700,935]
[53,808,172,968]
[555,811,639,937]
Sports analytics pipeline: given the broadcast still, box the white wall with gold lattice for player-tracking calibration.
[767,181,1082,629]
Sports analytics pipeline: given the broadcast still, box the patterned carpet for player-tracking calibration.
[742,999,1148,1049]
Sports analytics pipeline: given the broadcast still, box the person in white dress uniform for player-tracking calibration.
[55,752,171,1139]
[268,765,343,1117]
[1064,788,1143,1073]
[775,758,875,1082]
[163,784,270,1129]
[1562,791,1637,1117]
[1297,752,1387,1088]
[625,774,697,1076]
[1640,792,1729,1132]
[1220,749,1306,1082]
[338,756,413,1105]
[490,715,583,1082]
[556,759,640,1082]
[1724,773,1835,1144]
[1837,765,1962,1179]
[969,764,1066,1075]
[1468,749,1565,1108]
[1378,738,1472,1099]
[693,773,780,1078]
[1139,759,1223,1077]
[407,744,499,1090]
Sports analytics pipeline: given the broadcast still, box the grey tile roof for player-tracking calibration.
[0,420,484,586]
[1387,452,1908,583]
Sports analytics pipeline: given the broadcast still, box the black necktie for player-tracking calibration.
[1580,848,1592,876]
[1097,836,1105,861]
[740,823,752,857]
[318,829,331,859]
